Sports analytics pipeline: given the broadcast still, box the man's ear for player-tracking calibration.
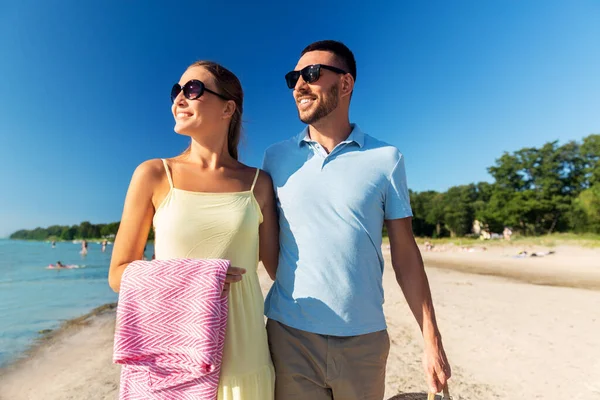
[341,74,354,97]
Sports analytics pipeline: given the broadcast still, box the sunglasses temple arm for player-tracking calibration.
[204,88,230,101]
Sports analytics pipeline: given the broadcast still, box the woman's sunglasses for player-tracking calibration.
[170,80,229,103]
[284,64,348,89]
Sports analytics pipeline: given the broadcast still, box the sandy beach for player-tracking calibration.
[1,244,599,400]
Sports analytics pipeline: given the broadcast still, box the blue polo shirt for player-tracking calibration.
[262,124,412,336]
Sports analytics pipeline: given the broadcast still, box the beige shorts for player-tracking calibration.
[267,319,390,400]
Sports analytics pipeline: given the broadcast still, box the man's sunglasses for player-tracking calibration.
[170,80,229,103]
[284,64,348,89]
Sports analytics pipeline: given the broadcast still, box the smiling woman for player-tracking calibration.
[173,61,244,161]
[107,60,278,400]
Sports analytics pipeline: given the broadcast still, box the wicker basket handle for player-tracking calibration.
[427,383,450,400]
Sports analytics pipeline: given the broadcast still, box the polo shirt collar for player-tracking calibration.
[296,127,311,146]
[296,124,365,148]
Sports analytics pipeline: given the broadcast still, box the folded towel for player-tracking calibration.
[114,258,230,399]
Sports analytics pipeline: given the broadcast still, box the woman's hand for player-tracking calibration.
[222,266,246,297]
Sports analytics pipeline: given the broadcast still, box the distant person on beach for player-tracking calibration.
[51,241,56,248]
[108,61,278,399]
[262,40,451,399]
[480,229,491,240]
[80,240,88,255]
[101,239,108,252]
[503,226,513,241]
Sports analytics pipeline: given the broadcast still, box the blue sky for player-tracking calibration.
[0,0,599,237]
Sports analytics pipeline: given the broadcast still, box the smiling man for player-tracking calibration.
[261,40,451,399]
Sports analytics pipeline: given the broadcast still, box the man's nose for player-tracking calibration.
[294,74,309,92]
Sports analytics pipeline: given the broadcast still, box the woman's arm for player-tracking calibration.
[108,160,163,292]
[255,170,279,280]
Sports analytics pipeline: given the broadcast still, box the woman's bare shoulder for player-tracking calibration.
[252,168,275,205]
[255,168,273,188]
[131,158,167,184]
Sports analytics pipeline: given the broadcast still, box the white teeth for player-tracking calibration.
[300,98,311,104]
[177,112,192,118]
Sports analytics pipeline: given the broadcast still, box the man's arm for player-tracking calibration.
[385,217,451,393]
[256,170,279,280]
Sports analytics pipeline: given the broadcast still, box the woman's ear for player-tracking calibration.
[222,100,236,119]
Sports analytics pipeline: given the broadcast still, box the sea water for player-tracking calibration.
[0,239,153,367]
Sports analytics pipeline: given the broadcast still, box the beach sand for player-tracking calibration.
[1,245,599,400]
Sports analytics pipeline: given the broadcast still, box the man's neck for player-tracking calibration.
[308,118,353,154]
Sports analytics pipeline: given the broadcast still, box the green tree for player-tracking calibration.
[78,221,93,238]
[101,222,120,237]
[581,134,600,186]
[442,185,477,237]
[60,226,76,241]
[425,193,447,237]
[572,184,600,233]
[410,190,438,237]
[46,225,63,239]
[486,140,587,234]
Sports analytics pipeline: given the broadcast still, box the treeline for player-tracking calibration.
[10,134,600,240]
[411,134,600,237]
[10,221,120,241]
[10,221,155,241]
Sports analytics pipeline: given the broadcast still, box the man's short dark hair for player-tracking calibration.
[301,40,356,82]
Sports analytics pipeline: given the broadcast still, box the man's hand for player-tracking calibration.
[222,266,246,297]
[423,338,451,393]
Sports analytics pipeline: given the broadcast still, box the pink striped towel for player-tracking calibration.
[113,258,230,399]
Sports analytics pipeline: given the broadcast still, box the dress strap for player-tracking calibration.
[250,168,260,192]
[161,159,174,189]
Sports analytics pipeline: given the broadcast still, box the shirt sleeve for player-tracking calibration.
[261,148,272,175]
[384,155,413,220]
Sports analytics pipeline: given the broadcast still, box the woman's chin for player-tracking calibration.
[174,124,193,136]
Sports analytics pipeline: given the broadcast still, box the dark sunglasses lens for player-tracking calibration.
[285,71,300,89]
[303,65,320,84]
[184,80,204,100]
[170,84,182,103]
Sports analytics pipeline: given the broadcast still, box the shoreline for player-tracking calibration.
[0,303,118,372]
